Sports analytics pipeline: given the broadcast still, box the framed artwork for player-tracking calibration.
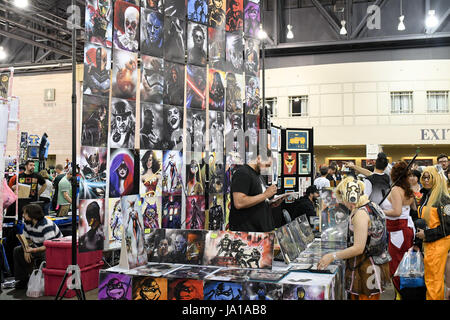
[298,153,311,175]
[299,177,312,196]
[284,177,296,189]
[283,152,297,175]
[286,130,308,151]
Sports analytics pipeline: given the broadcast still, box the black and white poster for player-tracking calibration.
[164,16,186,64]
[109,98,136,149]
[226,32,243,74]
[140,102,164,150]
[163,62,185,107]
[165,0,187,19]
[208,110,224,154]
[244,38,259,76]
[208,26,226,70]
[160,105,184,151]
[140,55,164,104]
[186,108,206,152]
[81,94,109,148]
[187,22,208,66]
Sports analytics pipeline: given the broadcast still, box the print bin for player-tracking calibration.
[43,261,104,298]
[44,237,103,270]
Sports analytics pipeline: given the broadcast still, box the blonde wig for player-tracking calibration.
[336,176,370,208]
[420,166,450,222]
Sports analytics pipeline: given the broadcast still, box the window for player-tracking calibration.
[265,97,278,118]
[391,92,413,114]
[427,91,449,113]
[289,96,308,117]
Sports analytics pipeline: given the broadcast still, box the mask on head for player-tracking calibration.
[345,181,361,204]
[124,6,139,41]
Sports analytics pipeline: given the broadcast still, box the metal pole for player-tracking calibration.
[71,0,78,269]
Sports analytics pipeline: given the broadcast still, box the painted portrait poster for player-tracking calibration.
[245,75,260,115]
[132,276,167,300]
[140,8,164,57]
[98,271,132,300]
[209,111,225,154]
[140,149,163,197]
[168,279,204,300]
[164,16,186,64]
[162,150,183,196]
[186,64,207,110]
[160,105,184,151]
[140,103,164,150]
[244,38,259,76]
[186,109,206,152]
[85,0,113,47]
[109,98,136,149]
[108,198,123,245]
[226,72,244,113]
[208,26,226,70]
[163,62,185,107]
[111,49,138,100]
[286,130,309,151]
[113,1,140,52]
[109,148,139,197]
[207,193,224,230]
[141,0,163,13]
[165,0,187,18]
[161,195,182,229]
[207,152,224,194]
[244,0,260,38]
[226,0,243,32]
[188,0,208,24]
[186,195,206,230]
[208,69,226,111]
[187,22,208,66]
[79,146,107,199]
[83,43,111,97]
[142,194,162,230]
[78,199,105,253]
[225,32,243,74]
[81,94,109,147]
[208,0,226,28]
[185,152,206,196]
[140,55,164,104]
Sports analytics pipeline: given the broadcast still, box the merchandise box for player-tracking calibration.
[279,271,335,300]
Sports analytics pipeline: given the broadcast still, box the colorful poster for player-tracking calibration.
[188,0,208,24]
[186,152,206,195]
[204,281,243,300]
[283,152,297,175]
[161,195,182,229]
[140,9,164,57]
[79,146,107,199]
[98,271,132,300]
[140,149,163,196]
[112,49,138,100]
[132,276,167,300]
[186,196,206,229]
[162,150,183,195]
[286,130,309,151]
[226,0,243,32]
[186,64,207,110]
[85,0,113,47]
[208,0,226,28]
[122,194,148,269]
[83,44,111,97]
[168,279,204,300]
[142,195,162,230]
[109,148,139,197]
[108,198,123,245]
[113,1,140,52]
[208,69,226,111]
[298,153,311,175]
[284,177,296,189]
[242,282,283,300]
[78,199,105,252]
[203,230,274,269]
[244,0,260,38]
[141,0,164,13]
[270,127,278,151]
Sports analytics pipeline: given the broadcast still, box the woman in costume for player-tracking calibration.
[415,166,450,300]
[186,159,203,196]
[318,176,391,300]
[141,150,161,196]
[110,153,134,197]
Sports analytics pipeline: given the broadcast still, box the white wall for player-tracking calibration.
[267,60,450,146]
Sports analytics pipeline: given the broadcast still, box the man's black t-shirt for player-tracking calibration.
[18,172,45,201]
[229,164,274,232]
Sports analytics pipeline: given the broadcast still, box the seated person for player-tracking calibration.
[13,204,63,289]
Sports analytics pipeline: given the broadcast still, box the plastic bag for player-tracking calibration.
[394,249,424,278]
[26,261,46,298]
[1,179,17,209]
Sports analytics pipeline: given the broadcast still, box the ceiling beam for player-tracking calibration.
[350,0,387,39]
[0,29,72,57]
[430,7,450,34]
[311,0,341,37]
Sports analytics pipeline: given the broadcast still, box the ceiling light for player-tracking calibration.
[14,0,29,9]
[398,15,405,31]
[425,10,438,28]
[286,25,294,40]
[0,47,7,61]
[257,24,267,40]
[340,20,347,35]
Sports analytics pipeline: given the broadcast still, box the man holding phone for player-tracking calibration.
[229,150,284,232]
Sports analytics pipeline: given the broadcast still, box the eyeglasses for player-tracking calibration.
[422,175,431,181]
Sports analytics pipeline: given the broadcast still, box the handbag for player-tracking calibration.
[26,261,46,298]
[1,179,17,209]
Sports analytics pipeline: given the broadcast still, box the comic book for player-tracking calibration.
[274,225,299,264]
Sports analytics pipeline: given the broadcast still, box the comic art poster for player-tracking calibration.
[140,149,163,196]
[226,32,243,74]
[109,148,139,197]
[188,0,208,24]
[108,198,123,244]
[203,281,243,300]
[244,114,259,162]
[244,38,259,76]
[186,110,205,152]
[113,1,140,52]
[286,130,309,151]
[141,0,163,12]
[165,0,187,18]
[287,220,307,253]
[130,262,182,276]
[149,229,206,264]
[85,0,113,47]
[112,49,138,100]
[83,43,111,97]
[161,195,182,229]
[142,195,161,231]
[140,55,164,104]
[186,196,206,229]
[283,152,297,175]
[140,8,164,57]
[132,276,167,300]
[164,16,186,64]
[165,265,220,280]
[81,94,109,147]
[203,231,274,269]
[186,152,206,195]
[186,64,207,110]
[162,150,183,195]
[298,153,311,175]
[207,193,224,230]
[225,112,244,156]
[319,189,349,242]
[244,0,260,38]
[245,75,260,115]
[79,146,107,199]
[163,62,185,107]
[209,111,225,154]
[270,127,278,151]
[98,271,132,300]
[208,0,226,28]
[242,282,283,300]
[78,199,105,253]
[160,105,184,150]
[226,0,243,32]
[168,279,203,300]
[275,225,299,264]
[208,26,225,70]
[109,98,136,149]
[207,152,224,194]
[140,103,164,150]
[284,177,296,189]
[208,69,225,111]
[122,194,148,269]
[226,72,244,113]
[187,22,208,66]
[299,177,312,196]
